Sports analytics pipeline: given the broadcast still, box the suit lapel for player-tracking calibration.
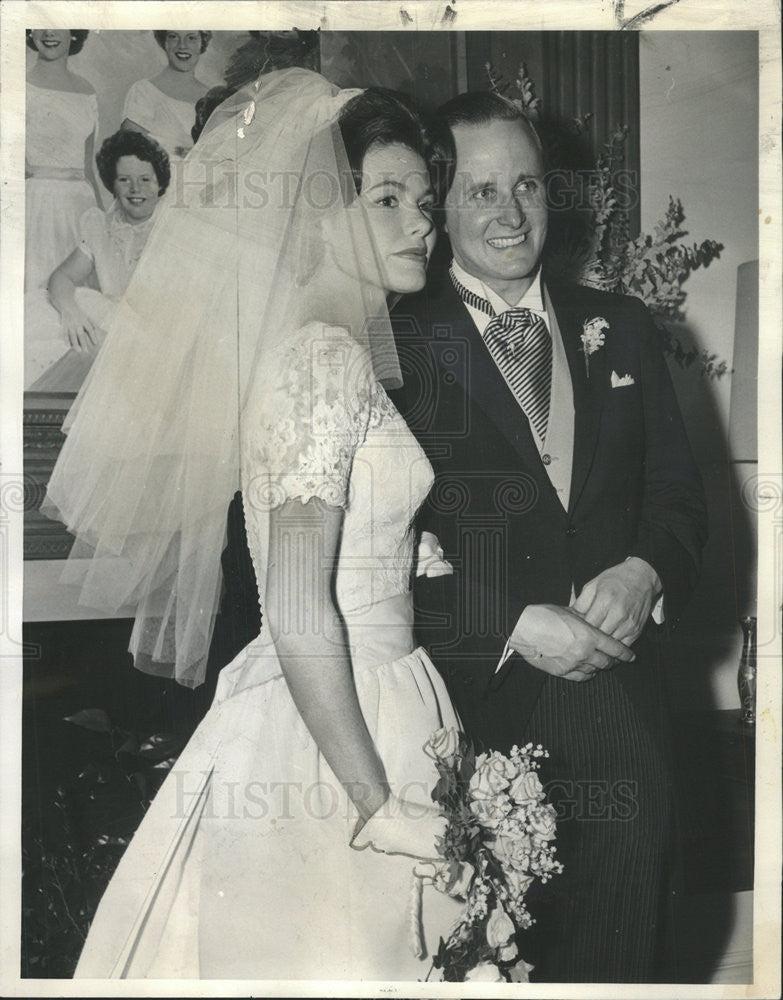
[545,283,607,514]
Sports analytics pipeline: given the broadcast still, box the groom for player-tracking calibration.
[209,90,707,983]
[387,92,707,983]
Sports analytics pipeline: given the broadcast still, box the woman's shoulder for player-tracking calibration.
[125,77,149,92]
[67,72,96,96]
[125,77,156,100]
[125,77,171,107]
[27,72,96,97]
[80,204,106,225]
[79,205,109,238]
[147,73,207,105]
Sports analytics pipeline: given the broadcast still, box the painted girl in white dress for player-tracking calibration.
[122,31,211,161]
[43,69,464,980]
[25,130,170,391]
[25,29,101,292]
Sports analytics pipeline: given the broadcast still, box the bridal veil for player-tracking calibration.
[43,68,401,688]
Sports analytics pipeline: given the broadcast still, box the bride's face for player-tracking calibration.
[357,142,437,296]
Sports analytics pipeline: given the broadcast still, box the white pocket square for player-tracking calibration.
[611,370,635,388]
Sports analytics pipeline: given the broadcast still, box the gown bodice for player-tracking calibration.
[26,83,98,171]
[227,322,434,692]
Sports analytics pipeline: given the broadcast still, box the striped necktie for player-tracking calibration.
[450,267,552,441]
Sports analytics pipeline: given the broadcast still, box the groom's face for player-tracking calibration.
[444,117,547,303]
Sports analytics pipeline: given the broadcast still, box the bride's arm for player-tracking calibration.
[265,495,390,823]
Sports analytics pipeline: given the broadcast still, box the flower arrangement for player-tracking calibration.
[486,61,728,379]
[422,727,563,982]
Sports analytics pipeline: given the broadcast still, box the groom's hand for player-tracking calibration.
[571,557,662,646]
[508,604,636,682]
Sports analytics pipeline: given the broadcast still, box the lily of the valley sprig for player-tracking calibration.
[580,316,608,377]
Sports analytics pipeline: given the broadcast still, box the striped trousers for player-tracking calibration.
[521,669,673,983]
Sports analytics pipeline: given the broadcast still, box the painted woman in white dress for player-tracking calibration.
[25,29,101,292]
[43,68,464,980]
[122,31,211,162]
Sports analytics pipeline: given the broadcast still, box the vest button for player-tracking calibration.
[542,453,552,466]
[566,525,577,537]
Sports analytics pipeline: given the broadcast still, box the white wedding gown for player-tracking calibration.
[74,324,462,981]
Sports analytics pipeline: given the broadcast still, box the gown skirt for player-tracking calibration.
[74,593,462,981]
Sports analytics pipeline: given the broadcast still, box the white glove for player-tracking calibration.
[413,859,475,898]
[350,793,446,861]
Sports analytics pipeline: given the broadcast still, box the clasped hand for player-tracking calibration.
[571,557,661,645]
[509,558,661,682]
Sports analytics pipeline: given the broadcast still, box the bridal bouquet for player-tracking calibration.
[422,727,563,982]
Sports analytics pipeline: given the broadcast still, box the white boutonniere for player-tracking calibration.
[580,316,609,377]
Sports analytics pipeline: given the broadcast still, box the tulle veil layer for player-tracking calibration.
[42,68,399,687]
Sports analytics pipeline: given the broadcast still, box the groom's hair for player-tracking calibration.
[431,91,544,198]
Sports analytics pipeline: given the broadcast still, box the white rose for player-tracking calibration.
[470,795,512,830]
[490,830,532,872]
[422,726,460,766]
[486,902,515,948]
[506,869,534,901]
[528,804,557,841]
[499,941,518,962]
[469,751,516,800]
[508,770,544,807]
[465,961,504,982]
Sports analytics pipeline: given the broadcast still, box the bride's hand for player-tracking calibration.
[350,792,446,861]
[413,859,475,898]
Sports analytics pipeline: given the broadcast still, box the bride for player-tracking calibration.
[43,67,464,980]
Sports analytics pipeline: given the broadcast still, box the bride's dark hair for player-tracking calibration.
[337,88,442,197]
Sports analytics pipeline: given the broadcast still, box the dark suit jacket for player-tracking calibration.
[212,266,707,751]
[386,266,707,751]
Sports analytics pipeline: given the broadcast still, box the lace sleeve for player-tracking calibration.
[242,325,375,511]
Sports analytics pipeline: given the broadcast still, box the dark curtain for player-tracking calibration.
[466,31,641,238]
[321,31,641,242]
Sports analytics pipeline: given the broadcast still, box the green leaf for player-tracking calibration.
[137,734,184,760]
[116,735,140,757]
[63,709,112,734]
